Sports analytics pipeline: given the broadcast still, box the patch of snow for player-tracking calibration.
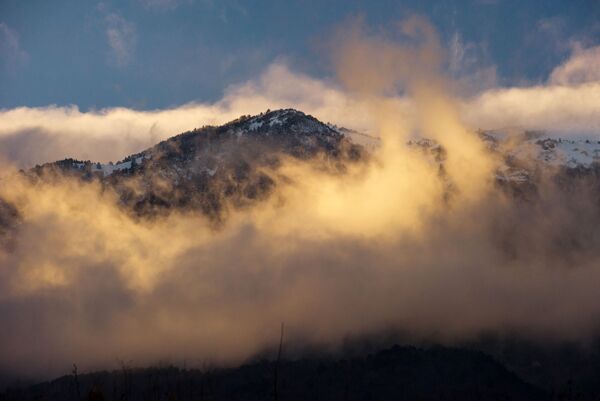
[268,116,286,127]
[509,137,600,168]
[248,121,263,131]
[496,165,531,183]
[91,160,133,177]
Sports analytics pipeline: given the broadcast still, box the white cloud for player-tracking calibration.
[2,50,600,168]
[456,43,600,136]
[0,63,376,166]
[104,13,136,67]
[461,83,600,135]
[549,44,600,86]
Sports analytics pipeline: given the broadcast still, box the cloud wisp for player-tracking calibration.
[104,12,136,67]
[550,44,600,86]
[0,22,28,70]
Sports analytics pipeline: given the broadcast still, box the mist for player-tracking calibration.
[1,17,600,380]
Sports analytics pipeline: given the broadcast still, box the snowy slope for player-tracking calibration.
[508,137,600,168]
[340,128,600,182]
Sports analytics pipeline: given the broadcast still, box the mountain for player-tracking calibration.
[403,129,600,202]
[23,109,600,202]
[3,110,600,399]
[485,131,600,169]
[26,109,365,221]
[3,108,600,227]
[0,345,547,401]
[479,130,600,182]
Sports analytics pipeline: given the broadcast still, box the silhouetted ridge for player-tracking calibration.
[0,345,546,401]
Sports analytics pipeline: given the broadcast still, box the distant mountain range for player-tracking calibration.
[0,108,598,247]
[0,107,599,242]
[23,108,600,203]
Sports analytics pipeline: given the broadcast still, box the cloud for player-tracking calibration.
[549,44,600,86]
[0,22,28,69]
[2,53,600,169]
[2,17,600,380]
[0,16,481,376]
[104,13,136,67]
[448,32,469,75]
[0,64,374,167]
[448,31,497,95]
[457,42,600,135]
[461,83,600,135]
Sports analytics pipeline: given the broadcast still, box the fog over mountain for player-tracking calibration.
[2,15,600,401]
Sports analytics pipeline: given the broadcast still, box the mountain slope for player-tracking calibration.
[28,109,364,220]
[7,109,600,227]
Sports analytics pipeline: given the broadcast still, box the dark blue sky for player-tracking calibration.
[1,0,599,110]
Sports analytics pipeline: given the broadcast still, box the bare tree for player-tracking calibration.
[273,322,285,401]
[72,364,81,401]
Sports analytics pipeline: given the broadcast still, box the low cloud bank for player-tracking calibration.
[2,40,600,167]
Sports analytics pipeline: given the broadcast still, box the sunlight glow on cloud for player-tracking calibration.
[550,44,600,86]
[1,17,600,379]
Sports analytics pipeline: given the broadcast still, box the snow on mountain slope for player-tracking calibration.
[17,109,600,220]
[508,137,600,168]
[341,127,600,184]
[69,156,149,178]
[26,109,364,220]
[476,130,600,184]
[107,127,600,180]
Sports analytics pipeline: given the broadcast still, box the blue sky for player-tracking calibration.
[1,0,599,110]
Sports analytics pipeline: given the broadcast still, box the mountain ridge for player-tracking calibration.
[22,109,364,220]
[0,344,547,401]
[5,108,600,223]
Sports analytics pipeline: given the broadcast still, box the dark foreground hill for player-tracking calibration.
[0,345,546,401]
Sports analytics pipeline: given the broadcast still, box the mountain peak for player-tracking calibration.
[26,109,364,220]
[222,108,339,138]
